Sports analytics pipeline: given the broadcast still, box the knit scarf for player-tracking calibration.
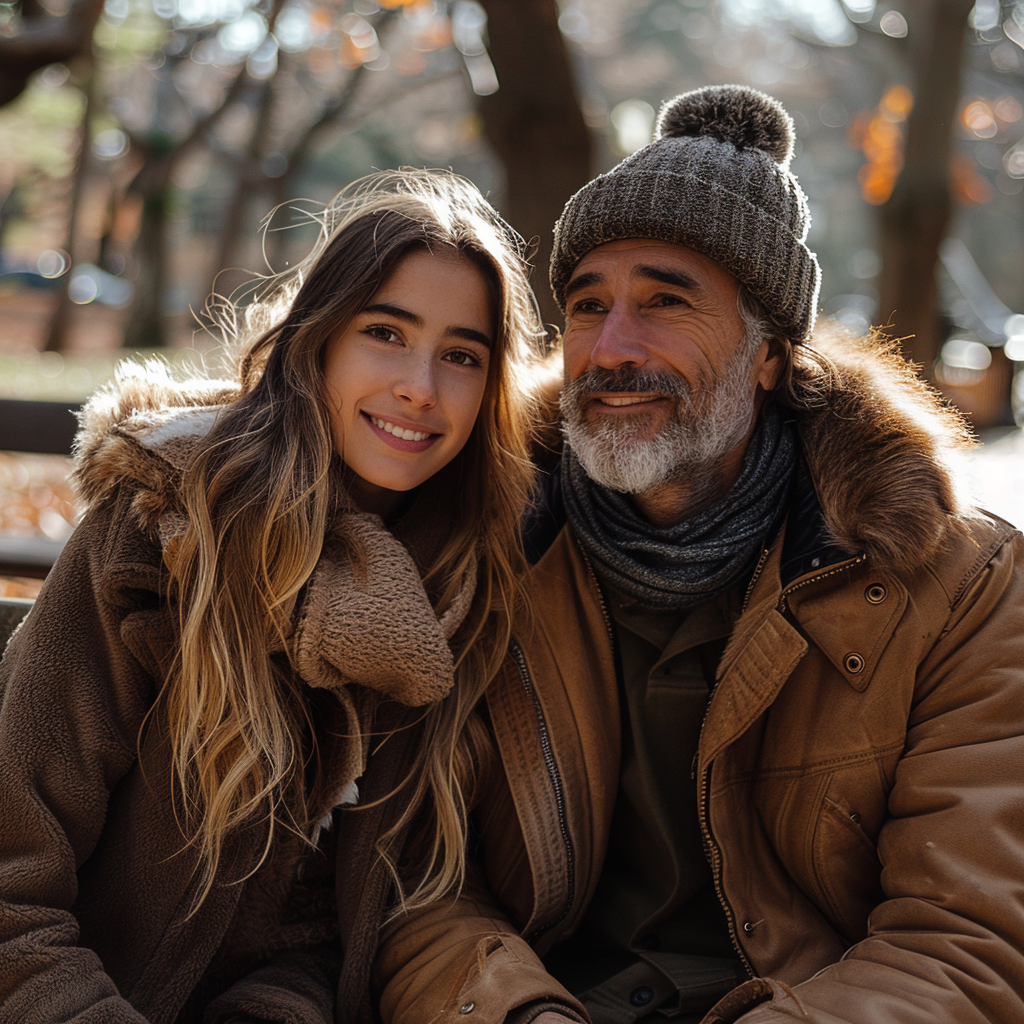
[563,404,797,610]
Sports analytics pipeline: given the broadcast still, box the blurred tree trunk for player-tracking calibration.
[877,0,974,373]
[209,74,277,296]
[44,53,95,353]
[0,0,105,107]
[121,0,287,348]
[123,186,173,347]
[476,0,592,333]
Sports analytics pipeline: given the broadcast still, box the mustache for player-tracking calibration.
[561,367,690,404]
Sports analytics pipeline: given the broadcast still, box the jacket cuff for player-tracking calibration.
[444,935,589,1024]
[503,999,588,1024]
[702,977,802,1022]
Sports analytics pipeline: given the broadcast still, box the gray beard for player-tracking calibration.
[560,344,760,495]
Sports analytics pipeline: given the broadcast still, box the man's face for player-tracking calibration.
[560,239,779,495]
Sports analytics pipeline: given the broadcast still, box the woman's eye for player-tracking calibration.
[444,349,481,368]
[365,325,400,344]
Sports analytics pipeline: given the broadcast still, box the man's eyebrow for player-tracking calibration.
[361,303,491,349]
[564,270,604,301]
[632,264,701,291]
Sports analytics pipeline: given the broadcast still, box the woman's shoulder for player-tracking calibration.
[72,359,240,538]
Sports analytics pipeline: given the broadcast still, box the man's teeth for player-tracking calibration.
[370,416,430,442]
[601,395,657,407]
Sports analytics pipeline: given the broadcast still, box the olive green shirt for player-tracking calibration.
[545,584,741,998]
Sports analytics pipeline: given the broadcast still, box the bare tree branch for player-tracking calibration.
[0,0,106,106]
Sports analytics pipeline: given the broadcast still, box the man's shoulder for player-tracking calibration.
[523,463,567,566]
[921,511,1021,609]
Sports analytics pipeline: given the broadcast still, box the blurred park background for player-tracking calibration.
[1,0,1023,598]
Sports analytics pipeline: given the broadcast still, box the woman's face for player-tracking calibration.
[323,248,496,516]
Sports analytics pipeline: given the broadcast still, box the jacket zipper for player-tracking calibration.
[740,546,772,615]
[509,638,577,945]
[573,540,616,649]
[695,704,756,978]
[696,550,867,977]
[777,553,866,614]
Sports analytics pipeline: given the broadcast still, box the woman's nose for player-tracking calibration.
[393,359,438,407]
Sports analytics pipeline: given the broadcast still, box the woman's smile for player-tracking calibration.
[363,411,440,449]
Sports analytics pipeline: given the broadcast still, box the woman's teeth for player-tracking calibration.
[370,416,431,442]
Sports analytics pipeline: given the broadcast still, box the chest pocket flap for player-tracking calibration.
[786,571,908,692]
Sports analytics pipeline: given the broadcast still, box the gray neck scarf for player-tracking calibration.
[563,404,797,610]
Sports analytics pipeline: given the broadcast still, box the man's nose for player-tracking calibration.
[393,358,438,407]
[587,307,650,371]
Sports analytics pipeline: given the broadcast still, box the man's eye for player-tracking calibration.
[570,299,605,315]
[444,349,482,367]
[654,293,688,307]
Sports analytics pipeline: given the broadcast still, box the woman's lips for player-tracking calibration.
[362,412,439,452]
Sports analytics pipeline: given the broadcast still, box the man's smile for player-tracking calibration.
[587,393,670,413]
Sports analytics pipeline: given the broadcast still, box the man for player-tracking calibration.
[371,85,1024,1023]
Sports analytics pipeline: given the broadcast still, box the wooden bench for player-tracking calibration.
[0,596,33,651]
[0,398,82,578]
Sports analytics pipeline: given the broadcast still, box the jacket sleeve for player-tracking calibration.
[373,863,588,1024]
[203,944,340,1024]
[0,493,158,1023]
[708,532,1024,1023]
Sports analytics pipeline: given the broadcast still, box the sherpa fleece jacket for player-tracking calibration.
[0,364,471,1024]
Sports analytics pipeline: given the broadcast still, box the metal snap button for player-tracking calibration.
[810,557,821,568]
[844,652,865,674]
[850,812,862,824]
[865,584,887,604]
[629,987,655,1007]
[743,921,754,933]
[458,1003,475,1014]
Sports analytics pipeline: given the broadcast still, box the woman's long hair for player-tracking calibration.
[163,169,546,909]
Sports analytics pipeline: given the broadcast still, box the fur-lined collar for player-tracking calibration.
[792,324,978,577]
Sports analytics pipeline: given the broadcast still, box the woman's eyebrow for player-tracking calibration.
[362,302,422,325]
[449,326,492,349]
[363,302,491,349]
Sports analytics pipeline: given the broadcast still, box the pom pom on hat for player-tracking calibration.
[655,84,795,168]
[550,83,820,339]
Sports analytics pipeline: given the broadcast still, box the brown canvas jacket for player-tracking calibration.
[373,331,1024,1024]
[0,368,464,1024]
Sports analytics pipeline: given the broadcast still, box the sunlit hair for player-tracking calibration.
[164,169,546,911]
[735,284,842,409]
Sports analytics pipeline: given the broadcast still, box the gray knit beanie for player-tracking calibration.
[550,84,821,341]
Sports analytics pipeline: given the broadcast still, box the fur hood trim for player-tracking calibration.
[796,324,980,577]
[72,359,239,534]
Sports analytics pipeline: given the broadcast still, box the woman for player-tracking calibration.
[0,169,545,1024]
